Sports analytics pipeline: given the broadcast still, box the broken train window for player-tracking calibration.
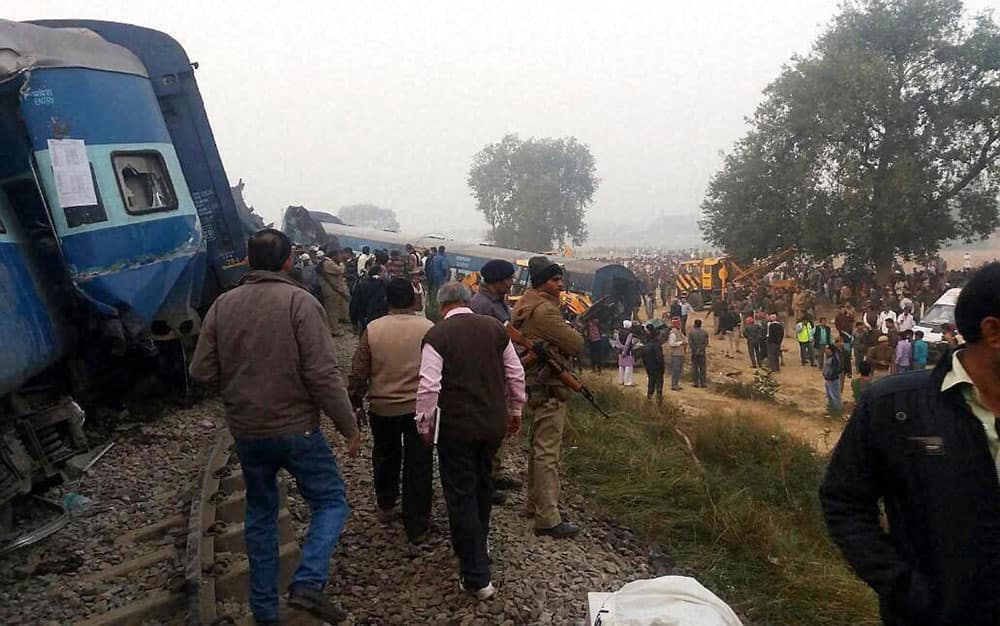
[111,151,177,215]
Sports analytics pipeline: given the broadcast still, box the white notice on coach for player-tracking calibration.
[48,139,97,208]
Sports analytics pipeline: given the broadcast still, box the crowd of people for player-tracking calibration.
[585,248,991,417]
[189,230,584,624]
[188,228,1000,625]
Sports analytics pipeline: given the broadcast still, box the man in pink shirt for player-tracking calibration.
[415,282,526,600]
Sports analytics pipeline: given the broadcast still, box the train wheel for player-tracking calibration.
[688,291,704,311]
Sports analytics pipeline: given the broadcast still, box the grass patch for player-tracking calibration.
[563,380,878,625]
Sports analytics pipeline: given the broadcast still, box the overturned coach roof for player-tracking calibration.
[0,19,148,81]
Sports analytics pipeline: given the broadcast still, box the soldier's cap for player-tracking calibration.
[878,335,889,342]
[481,259,516,283]
[528,256,563,287]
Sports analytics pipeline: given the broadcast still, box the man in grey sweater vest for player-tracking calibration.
[415,282,526,599]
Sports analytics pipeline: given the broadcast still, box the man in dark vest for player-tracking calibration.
[415,282,526,599]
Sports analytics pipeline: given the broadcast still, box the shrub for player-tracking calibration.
[714,367,779,402]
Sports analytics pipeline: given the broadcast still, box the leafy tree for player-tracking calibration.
[700,0,1000,281]
[468,134,599,251]
[338,203,400,231]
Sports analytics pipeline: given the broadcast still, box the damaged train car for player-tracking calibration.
[0,19,253,546]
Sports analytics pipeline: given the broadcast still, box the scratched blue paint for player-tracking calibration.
[19,68,170,151]
[0,209,62,395]
[57,214,201,324]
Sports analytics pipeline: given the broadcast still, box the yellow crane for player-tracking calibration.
[674,248,797,310]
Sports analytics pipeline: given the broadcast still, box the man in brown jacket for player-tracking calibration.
[511,256,585,538]
[189,229,360,625]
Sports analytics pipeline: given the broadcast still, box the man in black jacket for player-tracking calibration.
[820,262,1000,625]
[641,324,665,405]
[765,314,784,372]
[349,265,388,332]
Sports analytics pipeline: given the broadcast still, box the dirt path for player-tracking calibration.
[600,309,848,453]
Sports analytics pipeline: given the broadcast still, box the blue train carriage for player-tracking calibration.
[318,222,640,307]
[0,26,93,532]
[33,19,255,307]
[1,20,205,339]
[0,19,211,538]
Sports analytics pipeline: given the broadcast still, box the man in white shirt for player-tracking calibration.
[356,245,372,275]
[897,307,916,333]
[877,306,897,335]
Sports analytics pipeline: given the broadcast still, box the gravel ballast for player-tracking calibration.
[0,333,664,625]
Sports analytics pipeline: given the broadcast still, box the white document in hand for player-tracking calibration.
[432,407,441,446]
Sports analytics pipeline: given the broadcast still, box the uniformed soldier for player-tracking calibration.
[511,256,584,538]
[318,246,351,337]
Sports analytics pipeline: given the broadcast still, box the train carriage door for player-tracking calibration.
[701,261,714,291]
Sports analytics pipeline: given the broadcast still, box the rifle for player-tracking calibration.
[506,323,612,419]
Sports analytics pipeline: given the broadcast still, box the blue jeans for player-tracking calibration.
[234,431,349,622]
[825,380,842,413]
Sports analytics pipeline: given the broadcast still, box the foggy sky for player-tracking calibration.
[11,1,999,235]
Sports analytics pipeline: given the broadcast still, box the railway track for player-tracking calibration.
[75,431,309,626]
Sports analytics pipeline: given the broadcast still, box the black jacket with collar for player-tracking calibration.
[820,352,1000,625]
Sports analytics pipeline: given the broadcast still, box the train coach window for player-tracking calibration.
[111,151,177,215]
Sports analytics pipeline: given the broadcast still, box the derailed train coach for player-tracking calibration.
[319,222,642,315]
[0,19,253,542]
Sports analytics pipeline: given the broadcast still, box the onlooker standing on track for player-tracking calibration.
[688,318,709,388]
[189,229,360,625]
[821,344,842,415]
[865,335,895,379]
[613,321,637,387]
[820,262,1000,625]
[667,318,688,391]
[469,259,522,504]
[586,318,605,373]
[641,324,665,405]
[511,257,585,539]
[430,246,451,289]
[356,245,372,276]
[416,282,526,599]
[679,295,693,334]
[342,247,358,292]
[813,317,834,369]
[318,247,350,338]
[469,259,515,323]
[668,297,682,322]
[912,329,929,370]
[766,314,784,372]
[796,316,814,366]
[719,304,741,358]
[893,330,913,374]
[348,279,434,544]
[742,316,762,368]
[852,321,872,370]
[350,265,389,332]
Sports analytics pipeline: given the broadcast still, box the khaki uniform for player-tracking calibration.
[318,259,350,336]
[791,290,806,321]
[511,288,584,529]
